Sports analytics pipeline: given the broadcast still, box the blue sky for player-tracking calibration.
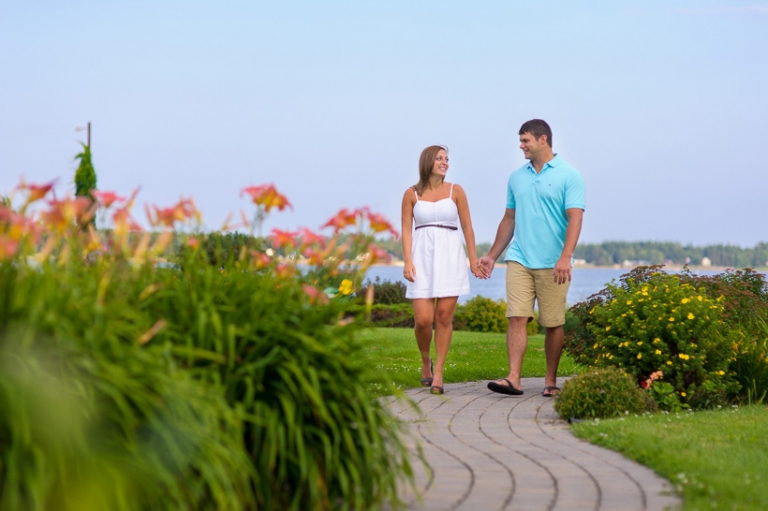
[1,1,766,246]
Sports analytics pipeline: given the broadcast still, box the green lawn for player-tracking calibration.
[572,406,768,511]
[357,327,583,390]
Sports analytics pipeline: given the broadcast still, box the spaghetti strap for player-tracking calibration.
[413,188,419,201]
[449,183,454,199]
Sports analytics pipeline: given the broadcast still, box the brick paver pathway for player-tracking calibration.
[384,378,681,511]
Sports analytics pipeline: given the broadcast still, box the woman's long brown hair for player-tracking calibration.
[413,145,448,195]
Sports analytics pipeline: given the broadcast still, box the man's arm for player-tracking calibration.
[552,208,584,285]
[478,208,515,278]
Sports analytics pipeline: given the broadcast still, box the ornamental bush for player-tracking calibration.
[566,269,740,408]
[454,296,507,333]
[554,367,656,420]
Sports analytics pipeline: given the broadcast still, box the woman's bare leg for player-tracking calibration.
[431,296,458,388]
[413,298,436,379]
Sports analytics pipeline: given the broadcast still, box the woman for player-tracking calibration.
[401,145,482,394]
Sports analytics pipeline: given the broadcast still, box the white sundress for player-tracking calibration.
[405,184,470,299]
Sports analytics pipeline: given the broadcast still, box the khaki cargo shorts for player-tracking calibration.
[505,261,569,328]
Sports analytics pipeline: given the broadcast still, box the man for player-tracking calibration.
[478,119,585,397]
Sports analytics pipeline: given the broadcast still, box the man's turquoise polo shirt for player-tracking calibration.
[504,154,586,269]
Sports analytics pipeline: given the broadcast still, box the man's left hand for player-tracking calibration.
[552,256,572,285]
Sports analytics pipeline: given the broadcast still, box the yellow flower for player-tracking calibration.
[621,313,627,317]
[338,279,354,295]
[605,326,611,332]
[653,338,661,344]
[666,360,673,365]
[687,313,695,320]
[718,370,725,376]
[697,296,703,301]
[637,342,643,346]
[637,353,642,359]
[681,298,689,304]
[655,349,662,355]
[642,291,649,296]
[681,392,687,397]
[669,317,675,322]
[593,343,599,349]
[626,300,633,305]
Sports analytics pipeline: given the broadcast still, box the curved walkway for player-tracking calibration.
[384,378,681,511]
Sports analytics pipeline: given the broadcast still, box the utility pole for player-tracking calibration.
[87,121,91,147]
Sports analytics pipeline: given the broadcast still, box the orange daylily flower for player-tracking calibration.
[241,184,292,213]
[113,207,143,232]
[366,210,399,238]
[91,190,126,208]
[321,208,360,233]
[19,180,55,204]
[303,246,325,266]
[250,250,272,269]
[0,236,19,261]
[270,228,298,249]
[298,227,324,247]
[302,284,330,305]
[366,243,390,264]
[148,198,201,228]
[39,196,92,232]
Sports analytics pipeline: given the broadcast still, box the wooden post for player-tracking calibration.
[87,122,91,147]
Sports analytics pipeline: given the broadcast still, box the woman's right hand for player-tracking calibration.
[403,262,416,283]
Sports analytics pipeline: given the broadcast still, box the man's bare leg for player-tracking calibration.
[544,325,564,391]
[491,316,529,391]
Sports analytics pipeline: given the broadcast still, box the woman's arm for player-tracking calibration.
[401,188,416,283]
[453,184,482,278]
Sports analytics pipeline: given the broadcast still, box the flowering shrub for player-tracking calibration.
[567,270,740,408]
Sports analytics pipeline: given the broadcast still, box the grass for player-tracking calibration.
[356,327,584,390]
[572,405,768,511]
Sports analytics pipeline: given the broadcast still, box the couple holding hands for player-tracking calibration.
[400,119,586,397]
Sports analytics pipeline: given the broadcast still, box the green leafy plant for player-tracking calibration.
[454,296,507,333]
[554,367,656,420]
[73,143,97,228]
[359,276,410,305]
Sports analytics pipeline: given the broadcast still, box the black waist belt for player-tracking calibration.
[415,224,458,230]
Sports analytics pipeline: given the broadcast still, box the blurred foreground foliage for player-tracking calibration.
[0,182,415,511]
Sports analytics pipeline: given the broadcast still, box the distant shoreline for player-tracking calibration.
[373,261,767,272]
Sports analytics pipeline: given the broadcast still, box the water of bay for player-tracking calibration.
[364,266,748,306]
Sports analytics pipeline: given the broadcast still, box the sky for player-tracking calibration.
[1,0,767,247]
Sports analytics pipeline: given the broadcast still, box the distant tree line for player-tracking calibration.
[573,241,768,268]
[375,238,768,269]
